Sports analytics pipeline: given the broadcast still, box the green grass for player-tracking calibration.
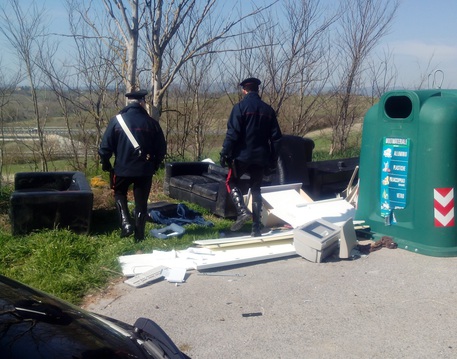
[0,129,362,305]
[0,187,234,305]
[0,220,233,305]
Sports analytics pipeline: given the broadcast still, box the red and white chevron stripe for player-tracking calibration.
[434,188,454,227]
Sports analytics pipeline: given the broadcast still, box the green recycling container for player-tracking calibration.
[355,89,457,256]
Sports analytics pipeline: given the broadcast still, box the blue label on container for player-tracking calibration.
[380,137,410,217]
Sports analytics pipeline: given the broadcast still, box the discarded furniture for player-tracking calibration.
[306,157,359,199]
[275,134,315,190]
[10,171,93,235]
[275,136,358,199]
[163,135,359,218]
[163,135,316,219]
[163,162,241,218]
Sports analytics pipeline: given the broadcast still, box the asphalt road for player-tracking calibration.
[84,246,457,359]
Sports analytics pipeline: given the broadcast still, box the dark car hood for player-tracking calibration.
[0,275,180,359]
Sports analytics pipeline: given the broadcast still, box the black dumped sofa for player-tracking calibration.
[10,171,93,235]
[307,157,359,199]
[163,135,359,219]
[164,161,237,218]
[163,135,316,218]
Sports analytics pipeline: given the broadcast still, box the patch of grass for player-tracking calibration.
[308,126,362,160]
[0,129,362,305]
[0,181,233,305]
[0,220,231,304]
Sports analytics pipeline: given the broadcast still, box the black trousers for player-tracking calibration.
[226,160,264,200]
[113,175,152,214]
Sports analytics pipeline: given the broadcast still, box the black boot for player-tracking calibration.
[251,197,262,237]
[230,188,251,231]
[134,212,147,241]
[115,198,133,238]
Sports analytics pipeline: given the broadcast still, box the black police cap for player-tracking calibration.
[125,89,148,100]
[239,77,261,87]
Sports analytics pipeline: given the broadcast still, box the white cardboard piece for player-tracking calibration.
[119,251,195,277]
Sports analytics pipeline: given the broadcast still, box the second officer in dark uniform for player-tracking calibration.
[220,78,282,236]
[99,90,167,241]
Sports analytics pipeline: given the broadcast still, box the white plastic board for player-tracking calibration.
[162,267,187,283]
[270,197,355,228]
[261,188,310,208]
[194,239,296,270]
[118,240,297,275]
[193,229,294,248]
[119,251,195,277]
[123,265,168,288]
[339,218,359,259]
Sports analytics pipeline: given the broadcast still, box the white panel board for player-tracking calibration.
[194,240,296,271]
[123,265,168,287]
[118,251,195,276]
[271,197,355,228]
[261,188,310,209]
[119,240,297,275]
[193,230,294,248]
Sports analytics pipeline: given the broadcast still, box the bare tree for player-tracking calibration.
[67,3,122,171]
[0,0,50,170]
[73,0,273,122]
[329,0,399,155]
[178,52,218,160]
[102,0,141,92]
[218,0,336,138]
[367,47,398,104]
[258,0,337,136]
[141,0,273,120]
[0,61,21,184]
[415,54,440,90]
[68,0,142,96]
[36,1,123,173]
[217,22,263,107]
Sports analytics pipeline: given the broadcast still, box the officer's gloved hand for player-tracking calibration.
[101,159,112,172]
[219,153,231,168]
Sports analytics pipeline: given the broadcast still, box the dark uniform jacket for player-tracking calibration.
[99,103,166,177]
[222,92,282,166]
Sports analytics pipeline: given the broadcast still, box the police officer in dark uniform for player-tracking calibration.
[99,90,167,241]
[220,78,282,236]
